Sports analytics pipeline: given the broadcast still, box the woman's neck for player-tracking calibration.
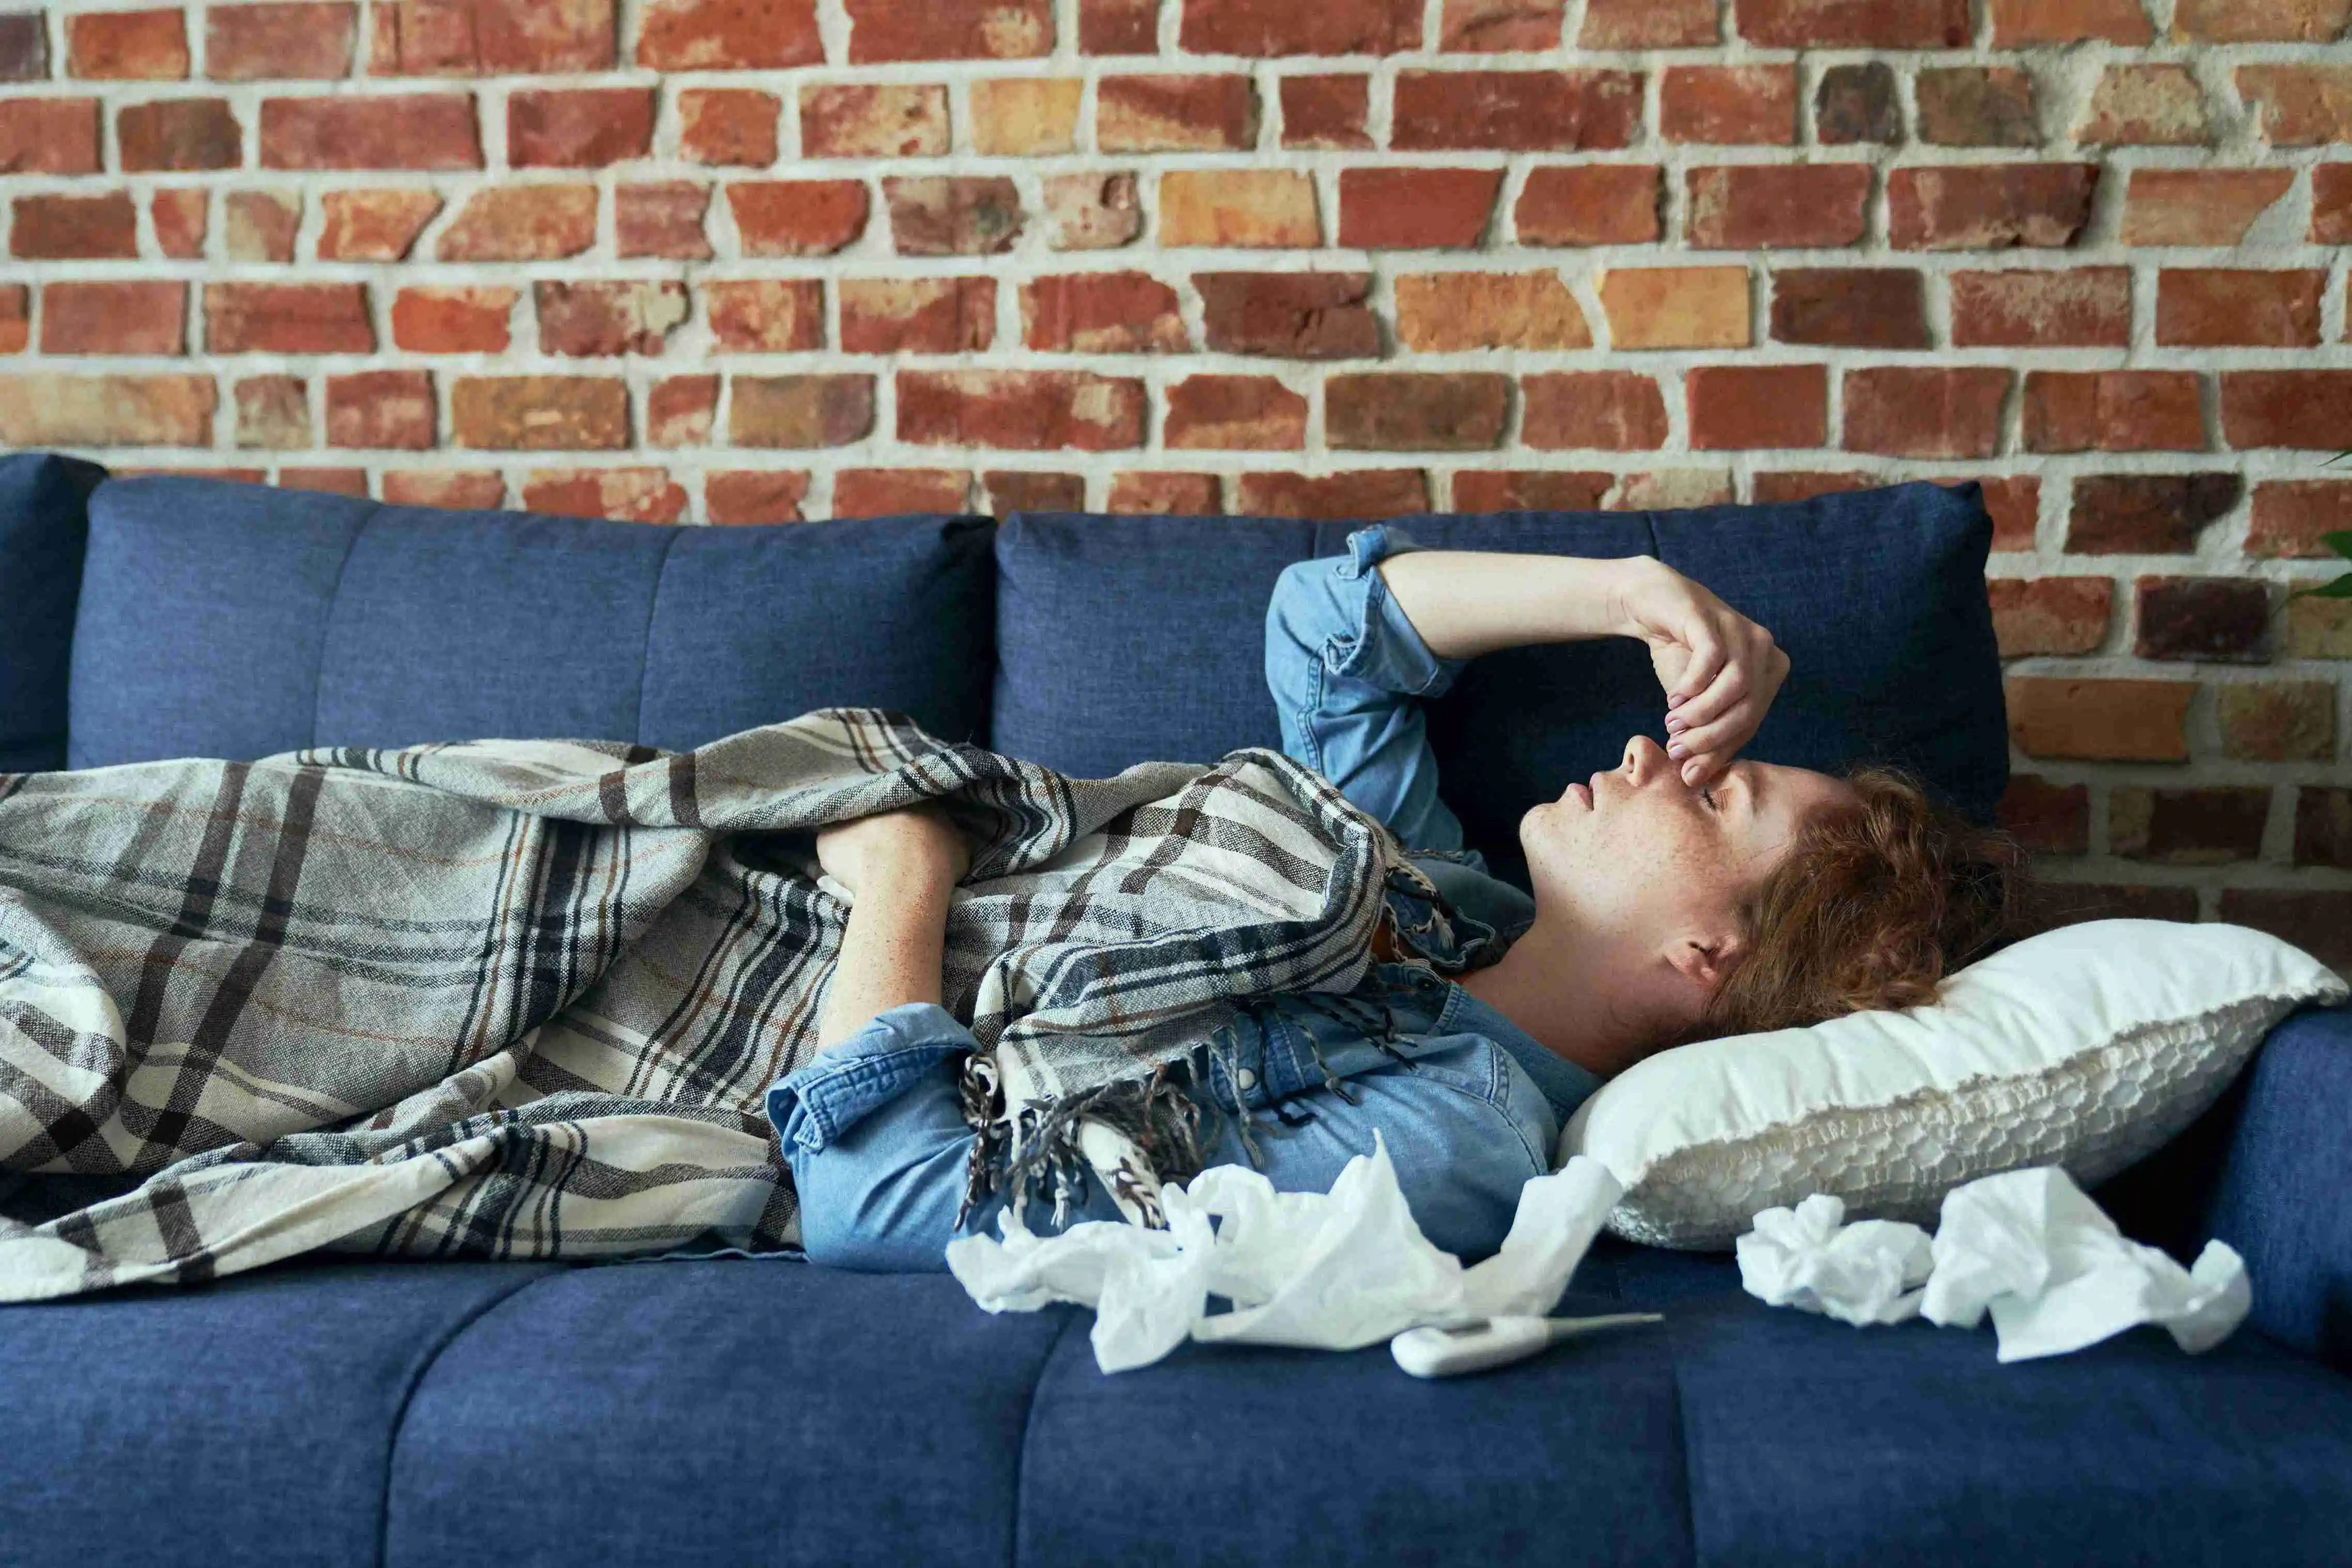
[1459,919,1663,1079]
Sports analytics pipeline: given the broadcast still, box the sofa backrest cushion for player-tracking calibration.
[0,453,108,773]
[68,476,995,767]
[993,483,2007,888]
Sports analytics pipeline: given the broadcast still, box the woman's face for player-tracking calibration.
[1520,735,1857,948]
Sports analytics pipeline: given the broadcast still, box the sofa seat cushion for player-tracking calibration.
[993,485,2006,886]
[382,1261,1071,1568]
[0,452,107,773]
[0,1257,559,1568]
[67,476,994,767]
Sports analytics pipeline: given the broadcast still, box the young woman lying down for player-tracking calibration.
[770,526,2028,1270]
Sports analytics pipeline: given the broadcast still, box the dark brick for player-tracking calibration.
[2294,788,2352,871]
[2134,576,2271,662]
[2218,890,2352,972]
[1916,66,2040,146]
[2066,473,2240,554]
[2023,882,2201,935]
[1196,272,1379,359]
[1999,774,2090,855]
[2111,786,2270,863]
[1815,62,1899,143]
[1770,268,1928,347]
[0,13,47,80]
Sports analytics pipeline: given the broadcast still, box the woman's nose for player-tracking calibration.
[1621,734,1672,786]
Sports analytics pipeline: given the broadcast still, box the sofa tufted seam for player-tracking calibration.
[311,504,378,751]
[1007,1308,1081,1568]
[371,1268,568,1568]
[631,529,685,747]
[1666,1322,1705,1568]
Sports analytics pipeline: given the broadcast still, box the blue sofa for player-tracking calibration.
[3,454,2347,1568]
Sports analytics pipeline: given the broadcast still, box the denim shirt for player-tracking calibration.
[768,524,1602,1272]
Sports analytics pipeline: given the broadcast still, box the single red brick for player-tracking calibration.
[1662,65,1796,145]
[2176,0,2352,39]
[0,13,46,80]
[2078,63,2209,147]
[1166,376,1317,451]
[1687,363,1828,450]
[1327,373,1511,451]
[1235,469,1431,519]
[2065,474,2240,554]
[1109,471,1223,514]
[1981,476,2041,550]
[1889,164,2099,250]
[1453,470,1615,512]
[1997,774,2090,856]
[1513,165,1661,245]
[2121,168,2295,246]
[1179,0,1425,54]
[1581,0,1717,43]
[1339,168,1504,249]
[41,281,187,356]
[1392,70,1642,151]
[208,4,356,78]
[2248,480,2352,559]
[1196,272,1378,358]
[706,470,812,525]
[1158,170,1319,246]
[2237,65,2352,146]
[1752,470,1875,505]
[801,83,948,158]
[522,468,689,525]
[1022,273,1188,353]
[276,467,369,497]
[510,88,653,168]
[841,278,997,354]
[846,0,1052,60]
[2156,269,2326,348]
[1734,0,1969,45]
[10,192,138,258]
[118,98,241,171]
[152,189,209,258]
[898,370,1145,451]
[1522,372,1668,450]
[705,280,826,353]
[2313,163,2352,243]
[325,369,435,449]
[1081,0,1160,53]
[1989,0,2150,43]
[370,0,617,73]
[451,376,630,450]
[1769,268,1928,347]
[729,180,869,256]
[680,89,780,166]
[1987,577,2113,657]
[382,470,507,511]
[437,185,597,261]
[224,190,301,262]
[318,189,442,260]
[1915,66,2040,147]
[1686,164,1869,248]
[1042,172,1143,249]
[647,374,719,447]
[2220,372,2352,450]
[0,100,102,174]
[1098,74,1257,151]
[1814,62,1900,144]
[2220,683,2334,763]
[1280,75,1371,148]
[2294,787,2352,869]
[1843,367,2009,459]
[207,282,373,354]
[261,94,481,169]
[730,376,875,446]
[537,281,688,358]
[68,9,187,78]
[2135,576,2272,662]
[832,469,971,517]
[1950,268,2131,347]
[616,181,713,261]
[0,374,218,448]
[884,176,1025,255]
[637,0,822,68]
[1441,0,1566,50]
[981,470,1087,517]
[2110,786,2270,864]
[2024,371,2205,453]
[2217,890,2352,973]
[2004,675,2193,762]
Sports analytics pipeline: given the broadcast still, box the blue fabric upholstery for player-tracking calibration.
[993,483,2006,885]
[0,452,107,773]
[68,475,995,767]
[0,1259,559,1568]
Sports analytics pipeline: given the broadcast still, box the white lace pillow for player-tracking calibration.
[1557,920,2347,1250]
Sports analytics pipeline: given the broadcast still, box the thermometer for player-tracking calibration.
[1390,1313,1664,1378]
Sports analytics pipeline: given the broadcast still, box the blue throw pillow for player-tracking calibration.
[0,453,107,773]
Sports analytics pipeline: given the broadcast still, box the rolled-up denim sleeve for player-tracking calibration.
[1264,524,1470,854]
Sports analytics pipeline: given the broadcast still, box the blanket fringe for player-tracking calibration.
[955,1051,1215,1232]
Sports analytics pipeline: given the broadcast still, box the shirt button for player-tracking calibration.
[1235,1067,1258,1090]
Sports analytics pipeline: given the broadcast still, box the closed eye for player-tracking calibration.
[1700,784,1720,811]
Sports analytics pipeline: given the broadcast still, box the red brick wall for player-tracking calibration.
[1,1,2348,953]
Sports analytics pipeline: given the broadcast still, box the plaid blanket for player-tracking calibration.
[0,711,1402,1302]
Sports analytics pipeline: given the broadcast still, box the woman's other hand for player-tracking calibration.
[1610,560,1790,787]
[814,803,972,896]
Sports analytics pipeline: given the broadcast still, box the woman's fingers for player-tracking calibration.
[1667,632,1724,707]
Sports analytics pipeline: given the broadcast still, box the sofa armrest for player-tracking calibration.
[2205,1003,2352,1372]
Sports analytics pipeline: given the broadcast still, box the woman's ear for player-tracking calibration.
[1663,929,1741,994]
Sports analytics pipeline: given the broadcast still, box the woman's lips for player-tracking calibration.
[1569,782,1594,809]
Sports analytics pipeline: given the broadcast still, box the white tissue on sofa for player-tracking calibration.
[945,1131,1623,1374]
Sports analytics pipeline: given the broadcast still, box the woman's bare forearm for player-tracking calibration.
[817,860,957,1049]
[1374,550,1656,660]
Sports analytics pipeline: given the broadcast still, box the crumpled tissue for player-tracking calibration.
[1737,1166,2251,1362]
[944,1129,1624,1373]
